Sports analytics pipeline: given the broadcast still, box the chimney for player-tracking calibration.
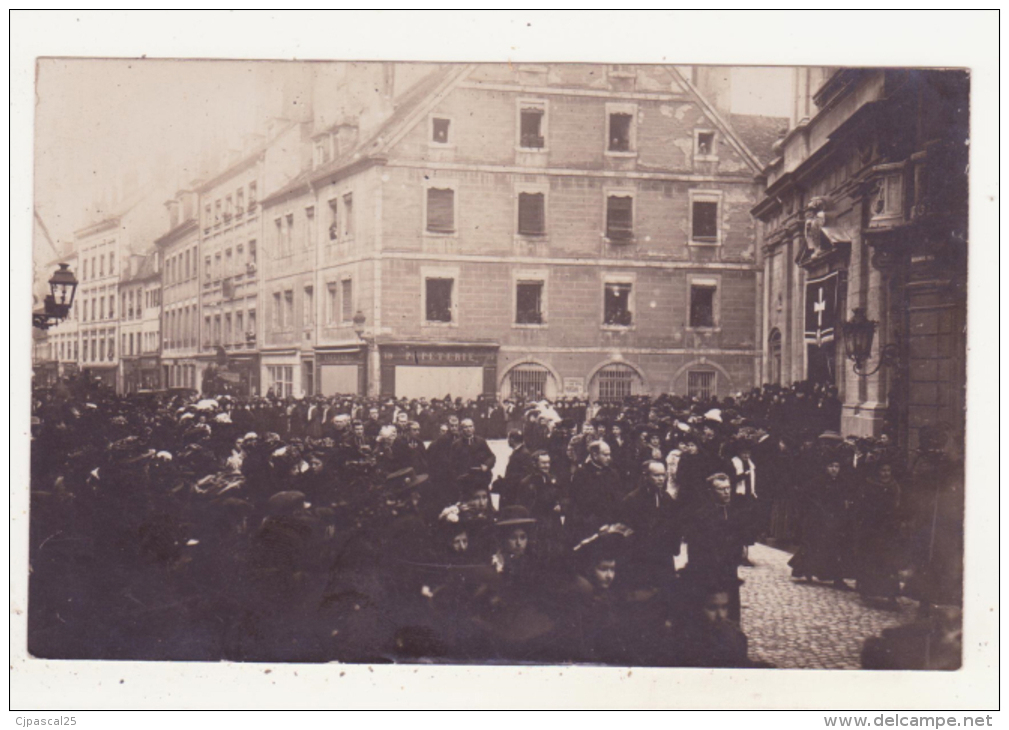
[166,198,180,230]
[692,66,732,118]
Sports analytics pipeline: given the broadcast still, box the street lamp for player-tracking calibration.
[842,307,899,376]
[33,263,78,330]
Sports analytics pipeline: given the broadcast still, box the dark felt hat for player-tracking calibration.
[495,505,537,528]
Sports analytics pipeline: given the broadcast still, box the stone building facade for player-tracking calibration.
[753,68,969,456]
[260,63,779,401]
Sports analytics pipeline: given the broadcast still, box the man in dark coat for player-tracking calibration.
[619,460,683,591]
[684,473,748,623]
[391,420,428,475]
[448,418,496,486]
[497,430,535,505]
[569,440,624,543]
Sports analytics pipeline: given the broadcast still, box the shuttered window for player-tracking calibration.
[606,195,633,241]
[517,192,545,235]
[341,279,353,323]
[426,188,455,233]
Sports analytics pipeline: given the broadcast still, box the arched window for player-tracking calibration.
[590,363,643,403]
[769,328,783,385]
[504,363,557,400]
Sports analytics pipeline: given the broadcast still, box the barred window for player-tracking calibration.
[688,370,716,400]
[426,187,455,233]
[596,365,636,402]
[510,366,548,400]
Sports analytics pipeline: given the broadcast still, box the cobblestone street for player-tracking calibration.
[739,543,917,669]
[490,440,918,669]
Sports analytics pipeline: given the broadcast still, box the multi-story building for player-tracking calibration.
[119,252,162,393]
[194,123,306,396]
[73,191,168,392]
[752,68,969,457]
[155,189,200,390]
[260,63,781,401]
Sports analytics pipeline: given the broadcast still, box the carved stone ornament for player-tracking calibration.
[803,198,829,256]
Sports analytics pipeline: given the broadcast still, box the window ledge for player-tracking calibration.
[512,323,548,330]
[601,324,636,332]
[422,321,458,328]
[423,230,458,238]
[688,240,722,247]
[515,146,550,154]
[604,236,637,245]
[604,150,638,158]
[515,233,549,242]
[428,143,457,150]
[685,326,722,333]
[694,155,720,163]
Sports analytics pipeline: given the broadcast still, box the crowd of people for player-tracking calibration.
[28,376,963,667]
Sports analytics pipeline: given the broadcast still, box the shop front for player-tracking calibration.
[316,346,366,396]
[32,361,59,389]
[122,356,162,394]
[81,365,119,393]
[202,350,261,397]
[379,342,499,399]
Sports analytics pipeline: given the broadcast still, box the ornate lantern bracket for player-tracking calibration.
[33,263,78,331]
[842,307,900,377]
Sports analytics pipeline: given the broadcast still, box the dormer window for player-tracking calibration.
[431,117,451,145]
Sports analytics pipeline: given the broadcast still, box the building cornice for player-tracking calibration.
[387,158,756,185]
[457,80,691,103]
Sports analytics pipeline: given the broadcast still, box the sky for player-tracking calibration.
[33,61,795,248]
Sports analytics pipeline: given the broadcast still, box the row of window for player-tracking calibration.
[80,251,115,281]
[80,292,117,322]
[119,330,157,358]
[202,308,257,349]
[422,186,721,243]
[204,240,258,283]
[422,103,719,160]
[419,276,720,329]
[272,194,355,257]
[165,245,199,286]
[506,363,717,403]
[119,288,152,322]
[80,330,116,363]
[164,306,200,351]
[204,182,258,233]
[270,279,354,331]
[269,185,722,251]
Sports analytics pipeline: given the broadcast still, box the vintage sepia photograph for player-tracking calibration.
[27,57,970,670]
[12,10,998,713]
